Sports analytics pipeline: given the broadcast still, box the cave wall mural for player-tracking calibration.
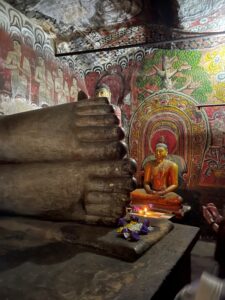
[0,0,86,115]
[83,45,225,203]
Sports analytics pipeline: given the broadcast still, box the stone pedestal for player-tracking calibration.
[0,216,199,300]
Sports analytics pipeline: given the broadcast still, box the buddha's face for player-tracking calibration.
[155,146,168,162]
[95,88,111,101]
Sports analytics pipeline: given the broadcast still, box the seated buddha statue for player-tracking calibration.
[131,142,183,213]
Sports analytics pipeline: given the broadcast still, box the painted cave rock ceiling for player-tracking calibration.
[3,0,225,53]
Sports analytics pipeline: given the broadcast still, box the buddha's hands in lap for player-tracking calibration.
[154,190,166,196]
[144,185,166,197]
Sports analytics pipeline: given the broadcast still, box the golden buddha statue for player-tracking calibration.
[95,84,112,100]
[131,142,183,213]
[95,84,122,126]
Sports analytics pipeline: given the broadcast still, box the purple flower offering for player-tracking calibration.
[129,231,140,241]
[140,224,149,235]
[117,217,126,227]
[122,228,130,239]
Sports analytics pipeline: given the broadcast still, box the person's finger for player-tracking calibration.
[207,203,217,213]
[207,205,220,219]
[207,203,216,207]
[75,114,119,127]
[207,204,217,210]
[203,207,214,224]
[86,177,137,193]
[202,206,210,218]
[76,126,125,142]
[208,207,218,216]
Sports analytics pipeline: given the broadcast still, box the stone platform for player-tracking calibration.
[0,216,173,261]
[0,217,199,300]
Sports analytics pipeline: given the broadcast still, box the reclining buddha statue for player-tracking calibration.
[130,142,183,214]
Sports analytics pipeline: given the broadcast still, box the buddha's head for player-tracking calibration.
[95,84,111,102]
[155,143,168,162]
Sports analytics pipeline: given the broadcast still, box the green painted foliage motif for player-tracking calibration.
[136,49,212,103]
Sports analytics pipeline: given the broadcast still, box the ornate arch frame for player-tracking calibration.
[129,91,210,188]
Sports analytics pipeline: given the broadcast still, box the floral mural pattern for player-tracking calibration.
[84,47,225,189]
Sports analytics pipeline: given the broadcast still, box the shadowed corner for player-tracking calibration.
[117,126,125,140]
[0,242,87,272]
[132,176,137,191]
[129,157,137,175]
[117,141,128,159]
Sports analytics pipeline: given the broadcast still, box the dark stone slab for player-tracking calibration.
[0,220,199,300]
[0,216,173,261]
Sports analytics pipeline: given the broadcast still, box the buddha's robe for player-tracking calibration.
[131,159,182,212]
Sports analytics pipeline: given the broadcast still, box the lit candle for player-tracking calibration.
[144,207,147,216]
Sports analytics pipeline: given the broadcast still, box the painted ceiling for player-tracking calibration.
[4,0,225,55]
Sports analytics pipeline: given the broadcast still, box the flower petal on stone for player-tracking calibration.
[139,224,149,235]
[130,231,140,241]
[122,228,130,239]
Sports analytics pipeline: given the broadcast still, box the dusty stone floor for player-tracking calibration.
[0,236,216,299]
[191,239,217,281]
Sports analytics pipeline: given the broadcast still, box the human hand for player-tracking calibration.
[202,204,220,232]
[144,184,153,194]
[206,203,223,224]
[157,190,166,196]
[202,205,215,225]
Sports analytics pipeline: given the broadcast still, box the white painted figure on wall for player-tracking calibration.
[34,56,46,106]
[4,38,32,103]
[54,67,68,104]
[64,80,70,103]
[70,77,78,102]
[46,69,54,105]
[19,56,31,100]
